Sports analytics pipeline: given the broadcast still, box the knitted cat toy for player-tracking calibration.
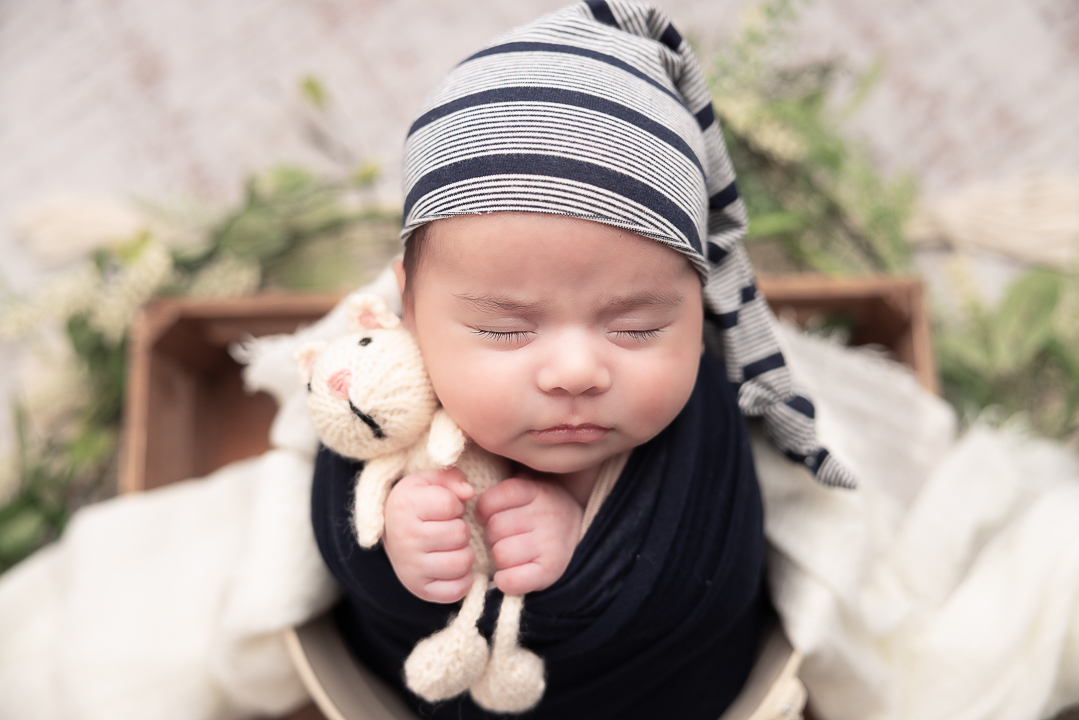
[294,293,545,713]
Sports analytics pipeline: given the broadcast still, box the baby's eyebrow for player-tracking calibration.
[603,290,684,311]
[454,293,538,314]
[454,290,683,315]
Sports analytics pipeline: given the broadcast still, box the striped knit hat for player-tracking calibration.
[401,0,855,488]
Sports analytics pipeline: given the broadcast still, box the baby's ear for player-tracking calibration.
[346,293,401,333]
[293,341,327,384]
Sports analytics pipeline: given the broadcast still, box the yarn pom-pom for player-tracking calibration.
[469,644,545,713]
[469,594,545,712]
[403,623,489,701]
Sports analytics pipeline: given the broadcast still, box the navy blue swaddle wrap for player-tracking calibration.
[312,352,766,719]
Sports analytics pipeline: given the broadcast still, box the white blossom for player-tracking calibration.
[0,265,100,340]
[89,241,174,345]
[909,174,1079,267]
[16,334,90,449]
[15,197,147,266]
[714,94,806,163]
[187,254,261,299]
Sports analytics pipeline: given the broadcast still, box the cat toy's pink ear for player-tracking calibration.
[347,293,401,333]
[293,341,327,384]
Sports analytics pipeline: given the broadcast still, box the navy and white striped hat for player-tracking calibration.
[402,0,855,488]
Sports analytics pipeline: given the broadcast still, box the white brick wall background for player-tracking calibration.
[0,0,747,290]
[2,0,1076,285]
[0,0,1077,467]
[792,0,1079,193]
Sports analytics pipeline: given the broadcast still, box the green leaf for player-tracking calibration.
[352,161,381,187]
[839,55,886,121]
[113,232,152,263]
[0,504,48,561]
[254,166,318,200]
[300,76,328,109]
[216,209,292,262]
[747,210,805,238]
[937,330,993,377]
[66,316,126,425]
[988,269,1061,374]
[67,426,116,474]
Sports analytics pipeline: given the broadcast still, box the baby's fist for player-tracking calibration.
[475,476,583,596]
[383,468,476,604]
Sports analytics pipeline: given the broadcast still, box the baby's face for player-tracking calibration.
[398,212,703,481]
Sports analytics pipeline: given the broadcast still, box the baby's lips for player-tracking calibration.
[328,369,351,398]
[528,424,610,443]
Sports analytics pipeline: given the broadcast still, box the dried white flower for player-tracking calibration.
[187,254,261,299]
[0,265,101,341]
[89,241,174,345]
[15,197,147,266]
[944,253,985,324]
[16,334,90,449]
[909,173,1079,267]
[714,94,805,163]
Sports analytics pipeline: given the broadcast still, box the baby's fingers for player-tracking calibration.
[423,467,475,502]
[490,533,540,572]
[421,547,475,582]
[422,575,474,604]
[483,505,533,548]
[476,476,538,526]
[420,518,472,552]
[414,484,467,521]
[493,563,548,596]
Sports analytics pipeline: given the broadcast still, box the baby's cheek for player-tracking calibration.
[628,362,697,436]
[437,357,518,437]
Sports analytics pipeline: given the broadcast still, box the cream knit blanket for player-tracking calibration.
[2,266,1078,719]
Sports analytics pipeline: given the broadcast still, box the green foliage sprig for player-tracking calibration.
[708,0,1079,440]
[938,267,1079,442]
[708,0,916,274]
[0,163,400,573]
[0,323,121,570]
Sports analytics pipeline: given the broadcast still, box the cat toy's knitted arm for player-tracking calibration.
[425,409,467,468]
[353,451,409,547]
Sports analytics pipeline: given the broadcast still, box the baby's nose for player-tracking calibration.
[328,369,351,399]
[536,333,611,396]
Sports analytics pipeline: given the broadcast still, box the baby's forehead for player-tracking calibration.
[414,213,702,290]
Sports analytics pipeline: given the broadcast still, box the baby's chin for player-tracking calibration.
[496,443,624,478]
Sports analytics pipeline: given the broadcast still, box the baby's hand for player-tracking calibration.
[383,468,476,604]
[475,475,583,596]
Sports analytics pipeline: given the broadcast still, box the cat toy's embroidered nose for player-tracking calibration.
[349,401,386,439]
[329,369,351,399]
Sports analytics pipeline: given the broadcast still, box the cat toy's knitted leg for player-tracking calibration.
[403,569,491,701]
[353,452,408,548]
[403,445,504,701]
[404,444,526,703]
[469,593,545,712]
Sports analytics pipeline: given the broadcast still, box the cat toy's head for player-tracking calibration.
[296,294,438,460]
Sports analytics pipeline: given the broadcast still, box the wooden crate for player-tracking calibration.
[117,279,934,720]
[758,274,937,394]
[120,294,343,720]
[119,275,936,494]
[119,293,342,494]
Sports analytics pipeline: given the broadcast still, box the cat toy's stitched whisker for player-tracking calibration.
[349,401,385,439]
